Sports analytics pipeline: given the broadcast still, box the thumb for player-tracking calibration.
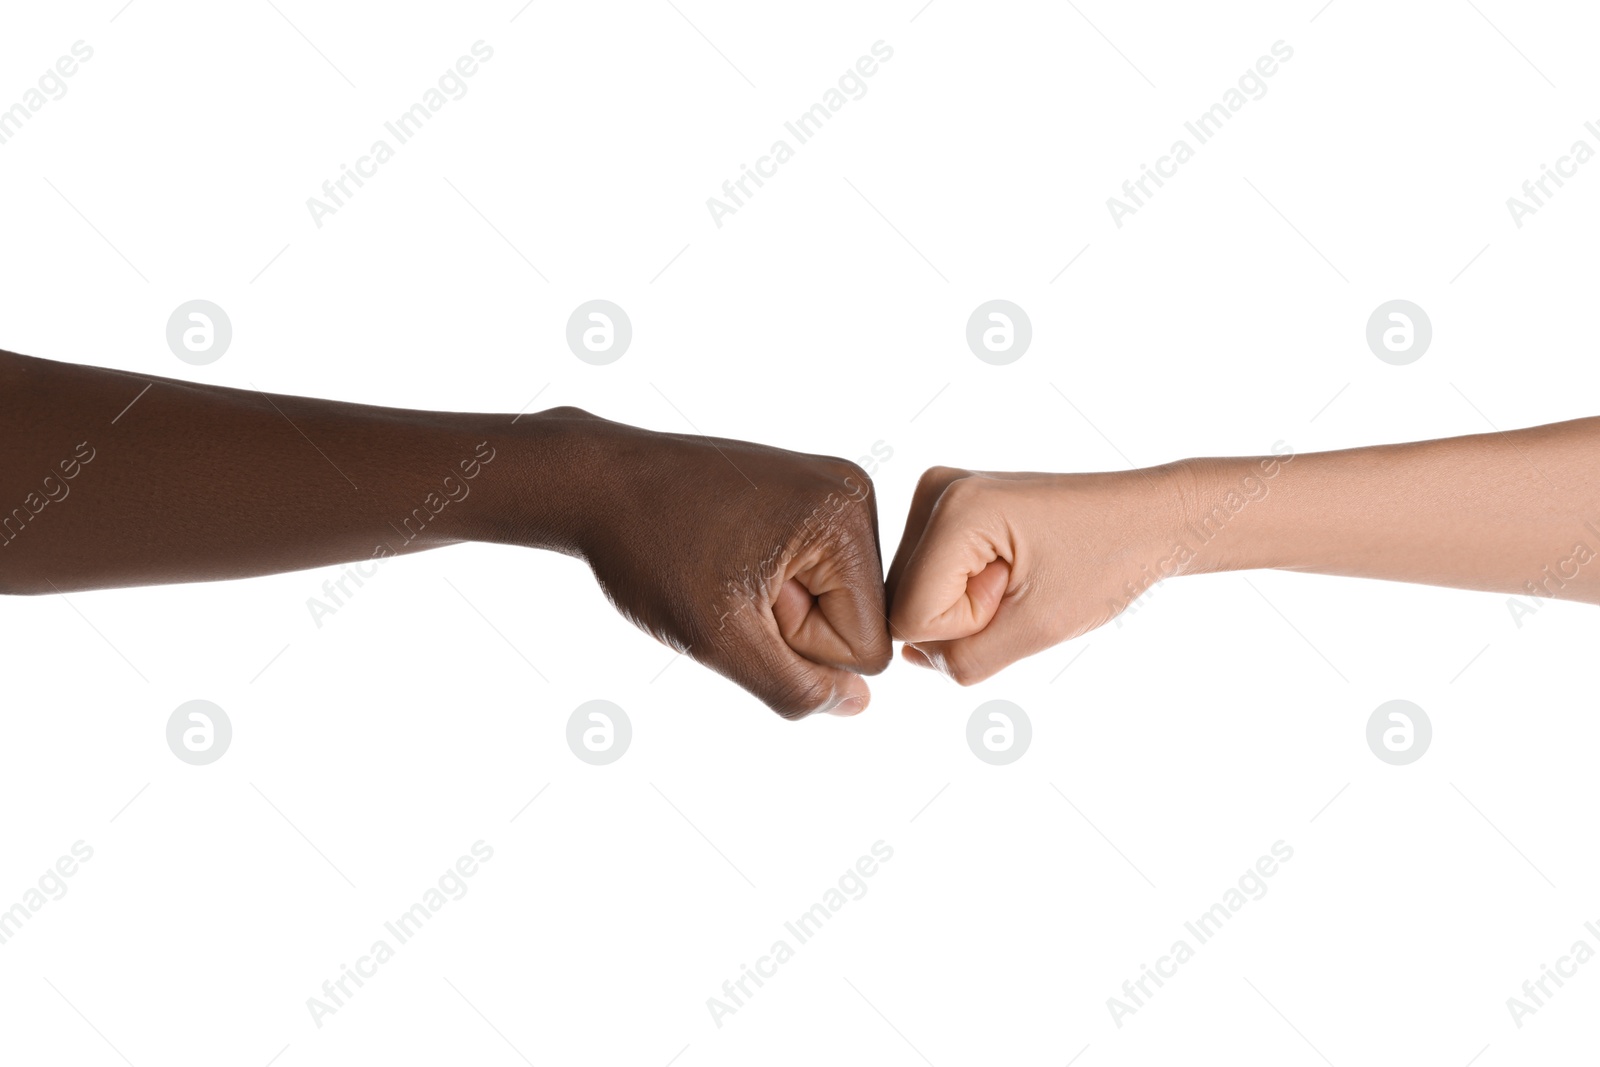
[889,504,1013,644]
[903,588,1060,686]
[717,607,874,720]
[925,557,1010,642]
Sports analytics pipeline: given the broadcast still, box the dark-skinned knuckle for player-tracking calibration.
[770,692,819,720]
[542,404,599,420]
[820,458,873,503]
[828,522,874,563]
[825,455,869,481]
[770,667,830,719]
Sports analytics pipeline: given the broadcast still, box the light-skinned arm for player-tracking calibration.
[887,418,1600,683]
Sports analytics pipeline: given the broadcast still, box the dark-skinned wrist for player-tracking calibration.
[463,406,631,561]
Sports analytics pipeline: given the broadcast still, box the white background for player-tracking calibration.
[3,1,1599,1064]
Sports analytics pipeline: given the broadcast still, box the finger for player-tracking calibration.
[896,556,1011,646]
[775,497,891,676]
[719,607,875,719]
[905,589,1060,685]
[889,488,1012,644]
[885,466,968,615]
[771,578,869,671]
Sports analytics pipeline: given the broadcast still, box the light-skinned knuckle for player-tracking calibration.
[917,465,960,495]
[937,474,985,510]
[887,606,917,641]
[945,649,986,686]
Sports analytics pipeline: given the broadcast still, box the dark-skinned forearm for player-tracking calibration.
[0,350,593,594]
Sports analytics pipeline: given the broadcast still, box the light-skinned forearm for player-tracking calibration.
[1175,417,1600,603]
[889,417,1600,685]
